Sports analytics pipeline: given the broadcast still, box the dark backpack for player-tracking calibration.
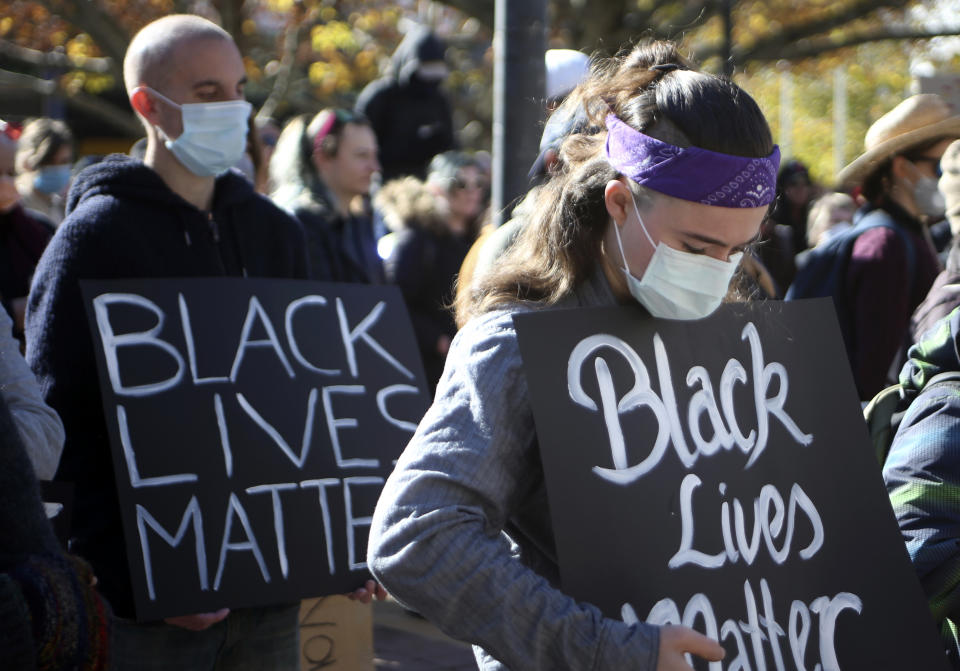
[864,370,960,467]
[866,370,960,669]
[785,209,916,361]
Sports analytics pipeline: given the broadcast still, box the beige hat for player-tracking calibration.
[837,94,960,188]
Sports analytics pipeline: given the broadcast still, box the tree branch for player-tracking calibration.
[0,38,114,75]
[257,10,308,121]
[746,24,960,63]
[0,68,57,94]
[0,67,140,135]
[695,0,912,62]
[33,0,129,70]
[65,88,142,136]
[214,0,244,45]
[436,0,494,26]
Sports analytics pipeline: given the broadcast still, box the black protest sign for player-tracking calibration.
[81,278,429,621]
[513,299,949,671]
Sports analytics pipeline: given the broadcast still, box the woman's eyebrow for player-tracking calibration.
[680,230,759,248]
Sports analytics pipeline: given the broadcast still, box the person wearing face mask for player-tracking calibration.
[910,139,960,342]
[0,124,65,481]
[835,93,960,400]
[368,41,777,671]
[14,117,74,227]
[24,15,319,670]
[0,124,55,340]
[355,25,456,181]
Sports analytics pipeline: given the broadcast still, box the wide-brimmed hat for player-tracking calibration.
[837,94,960,188]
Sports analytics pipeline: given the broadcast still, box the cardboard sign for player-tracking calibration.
[81,278,429,621]
[298,596,373,671]
[513,299,949,670]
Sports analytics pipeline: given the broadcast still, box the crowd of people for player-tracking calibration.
[5,10,960,671]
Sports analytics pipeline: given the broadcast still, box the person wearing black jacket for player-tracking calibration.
[355,26,456,181]
[0,128,54,340]
[0,390,111,671]
[270,109,384,284]
[25,15,309,670]
[378,152,484,391]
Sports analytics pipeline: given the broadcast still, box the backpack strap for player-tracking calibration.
[867,370,960,467]
[853,208,918,297]
[865,382,909,467]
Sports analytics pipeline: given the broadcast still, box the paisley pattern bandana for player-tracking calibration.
[604,114,780,208]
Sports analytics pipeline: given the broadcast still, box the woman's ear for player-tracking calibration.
[311,148,329,176]
[604,178,631,227]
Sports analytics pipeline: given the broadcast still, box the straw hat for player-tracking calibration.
[837,94,960,188]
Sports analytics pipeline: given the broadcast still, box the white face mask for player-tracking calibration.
[913,175,946,219]
[142,87,252,177]
[613,195,742,320]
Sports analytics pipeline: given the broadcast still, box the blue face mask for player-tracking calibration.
[142,87,252,177]
[34,165,72,195]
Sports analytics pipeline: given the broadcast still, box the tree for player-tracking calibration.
[0,0,957,182]
[0,0,491,139]
[443,0,960,71]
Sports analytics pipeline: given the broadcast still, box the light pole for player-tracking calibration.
[491,0,547,226]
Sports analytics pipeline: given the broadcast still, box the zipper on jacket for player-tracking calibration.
[207,211,220,243]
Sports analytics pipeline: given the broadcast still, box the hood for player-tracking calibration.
[66,153,255,217]
[390,27,446,86]
[899,305,960,392]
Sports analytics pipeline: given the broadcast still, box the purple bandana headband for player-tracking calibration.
[604,114,780,208]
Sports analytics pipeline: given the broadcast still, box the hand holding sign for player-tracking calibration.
[347,579,388,604]
[656,625,725,671]
[164,608,231,631]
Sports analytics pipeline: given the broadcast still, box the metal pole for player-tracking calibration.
[491,0,546,226]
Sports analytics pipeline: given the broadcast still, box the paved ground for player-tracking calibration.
[372,600,476,670]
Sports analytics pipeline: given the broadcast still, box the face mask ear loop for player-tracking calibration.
[614,192,657,276]
[629,194,657,248]
[613,215,632,274]
[134,86,182,146]
[135,86,181,111]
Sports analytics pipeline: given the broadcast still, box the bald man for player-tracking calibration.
[25,15,309,668]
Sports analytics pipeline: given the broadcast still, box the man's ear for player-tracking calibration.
[129,88,158,123]
[604,178,631,227]
[891,155,915,183]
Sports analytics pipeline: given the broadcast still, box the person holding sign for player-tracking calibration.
[368,41,779,670]
[25,14,313,670]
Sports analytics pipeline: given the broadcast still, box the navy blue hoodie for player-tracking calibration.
[354,27,455,181]
[24,154,308,617]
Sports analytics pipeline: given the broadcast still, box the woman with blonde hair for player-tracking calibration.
[369,40,779,670]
